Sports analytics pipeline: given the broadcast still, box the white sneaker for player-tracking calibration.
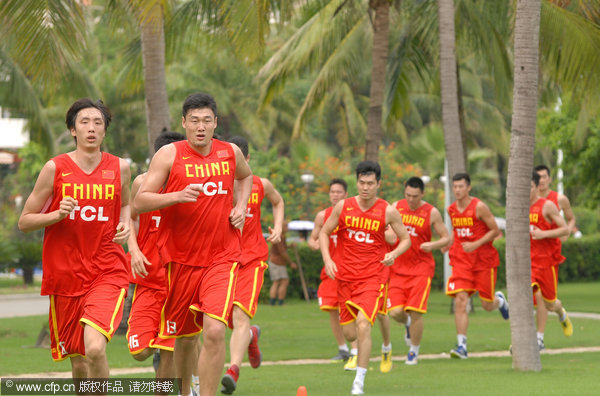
[351,381,364,395]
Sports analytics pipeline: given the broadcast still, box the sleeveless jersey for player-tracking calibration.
[128,209,165,289]
[157,139,241,267]
[545,190,563,261]
[392,200,435,277]
[320,206,340,281]
[240,175,268,265]
[41,152,128,296]
[530,197,565,267]
[335,197,388,282]
[447,197,499,269]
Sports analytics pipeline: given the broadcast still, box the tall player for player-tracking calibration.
[445,173,509,359]
[134,93,253,396]
[387,177,450,365]
[220,136,284,395]
[529,172,573,344]
[319,161,411,396]
[126,131,185,380]
[18,99,131,380]
[533,164,576,349]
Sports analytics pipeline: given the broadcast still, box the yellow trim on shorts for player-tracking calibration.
[125,284,139,345]
[220,261,239,320]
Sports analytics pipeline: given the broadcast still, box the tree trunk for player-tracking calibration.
[364,0,390,162]
[140,3,171,158]
[437,0,466,178]
[506,0,542,372]
[22,267,34,285]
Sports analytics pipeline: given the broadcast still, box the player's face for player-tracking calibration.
[536,170,551,191]
[329,183,347,206]
[356,173,380,201]
[70,107,106,150]
[404,186,424,210]
[452,179,471,200]
[182,108,217,150]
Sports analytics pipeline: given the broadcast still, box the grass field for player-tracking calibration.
[1,282,598,395]
[0,276,41,295]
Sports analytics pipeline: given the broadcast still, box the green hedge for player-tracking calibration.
[269,234,600,301]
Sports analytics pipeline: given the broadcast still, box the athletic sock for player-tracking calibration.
[559,308,567,322]
[409,344,420,354]
[278,299,284,305]
[354,367,367,384]
[382,343,392,353]
[350,348,358,356]
[457,334,467,349]
[405,315,412,328]
[536,332,544,342]
[269,298,276,305]
[339,344,349,352]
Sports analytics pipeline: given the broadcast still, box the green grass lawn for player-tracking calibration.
[0,277,41,295]
[1,282,598,394]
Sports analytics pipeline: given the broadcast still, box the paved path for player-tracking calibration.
[0,293,47,318]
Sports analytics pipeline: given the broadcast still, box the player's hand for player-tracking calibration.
[461,241,477,253]
[307,238,319,250]
[229,206,246,229]
[559,234,569,242]
[441,245,450,254]
[179,184,202,203]
[420,242,434,253]
[113,221,130,244]
[324,259,337,279]
[266,226,281,243]
[130,249,151,279]
[381,252,396,266]
[57,197,78,219]
[530,226,544,240]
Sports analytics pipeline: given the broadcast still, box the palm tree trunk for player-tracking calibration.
[437,0,466,177]
[364,0,390,162]
[139,3,171,158]
[506,0,542,372]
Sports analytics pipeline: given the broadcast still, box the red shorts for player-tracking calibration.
[318,276,339,311]
[337,279,385,325]
[387,274,432,314]
[49,284,126,361]
[159,261,238,338]
[229,260,268,325]
[378,282,389,315]
[127,284,175,354]
[531,265,559,303]
[446,265,497,301]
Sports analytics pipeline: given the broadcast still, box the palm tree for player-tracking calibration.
[506,0,542,371]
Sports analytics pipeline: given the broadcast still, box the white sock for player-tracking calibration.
[497,294,505,308]
[381,343,392,353]
[536,332,544,341]
[559,308,567,322]
[339,344,349,352]
[457,334,467,348]
[405,315,412,328]
[350,348,358,356]
[354,367,367,384]
[409,344,420,354]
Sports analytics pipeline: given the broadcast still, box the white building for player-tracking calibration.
[0,107,28,164]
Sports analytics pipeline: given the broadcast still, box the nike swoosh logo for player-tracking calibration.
[182,156,192,160]
[62,172,72,177]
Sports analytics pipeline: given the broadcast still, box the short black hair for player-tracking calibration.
[452,172,471,185]
[329,178,347,192]
[65,98,111,130]
[355,161,381,181]
[154,128,185,152]
[405,176,425,192]
[534,164,551,176]
[532,171,541,187]
[182,93,217,118]
[228,136,249,158]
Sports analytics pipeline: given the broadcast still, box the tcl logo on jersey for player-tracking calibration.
[346,229,375,243]
[406,225,419,237]
[189,182,227,196]
[455,227,473,237]
[245,207,254,218]
[152,215,161,228]
[68,206,109,221]
[330,234,338,247]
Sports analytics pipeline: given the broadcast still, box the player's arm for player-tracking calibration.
[420,207,451,252]
[308,210,325,250]
[113,158,132,245]
[461,201,500,252]
[382,205,411,266]
[319,200,343,279]
[384,201,400,245]
[532,201,569,240]
[262,178,284,243]
[135,144,200,213]
[230,144,253,229]
[127,175,151,278]
[558,193,576,240]
[18,160,78,232]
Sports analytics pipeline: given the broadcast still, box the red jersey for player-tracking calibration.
[128,210,166,289]
[41,153,128,296]
[392,200,435,277]
[320,206,340,281]
[530,197,565,267]
[157,139,241,267]
[335,197,388,282]
[240,176,268,265]
[545,190,563,260]
[447,197,499,270]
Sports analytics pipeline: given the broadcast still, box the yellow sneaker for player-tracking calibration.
[380,349,392,373]
[560,309,573,337]
[344,354,357,371]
